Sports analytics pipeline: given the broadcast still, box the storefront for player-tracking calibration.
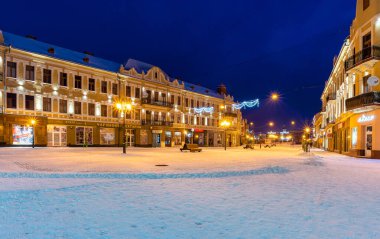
[47,125,67,146]
[349,110,380,158]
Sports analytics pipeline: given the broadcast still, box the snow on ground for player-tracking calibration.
[1,145,380,238]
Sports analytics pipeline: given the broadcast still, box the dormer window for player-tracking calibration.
[48,48,55,54]
[83,57,90,63]
[155,72,158,79]
[363,0,370,11]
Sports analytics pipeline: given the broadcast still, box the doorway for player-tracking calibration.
[365,126,373,157]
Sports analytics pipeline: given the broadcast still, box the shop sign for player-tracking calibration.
[194,129,204,133]
[97,123,119,128]
[358,115,375,123]
[152,130,162,134]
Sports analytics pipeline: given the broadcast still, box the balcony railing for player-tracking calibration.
[345,46,380,71]
[141,120,173,127]
[142,98,173,108]
[345,91,380,111]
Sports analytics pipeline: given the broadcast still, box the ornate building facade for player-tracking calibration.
[0,31,247,147]
[315,0,380,158]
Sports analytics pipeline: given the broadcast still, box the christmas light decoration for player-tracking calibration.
[193,107,214,114]
[232,99,259,110]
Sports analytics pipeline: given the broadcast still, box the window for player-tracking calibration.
[185,98,189,107]
[353,83,356,97]
[74,101,81,114]
[135,87,140,98]
[362,32,371,50]
[59,99,67,113]
[126,86,131,97]
[88,103,95,116]
[197,101,200,108]
[43,97,52,112]
[25,65,35,81]
[191,99,194,108]
[7,93,17,109]
[363,0,370,10]
[177,96,181,105]
[100,128,115,145]
[112,83,118,95]
[154,91,159,101]
[60,73,68,86]
[162,93,166,102]
[7,62,17,78]
[101,105,107,117]
[101,81,107,93]
[88,78,95,91]
[43,69,52,84]
[75,127,93,145]
[171,95,175,104]
[363,75,371,93]
[112,108,118,118]
[74,75,82,89]
[135,109,140,120]
[25,95,34,110]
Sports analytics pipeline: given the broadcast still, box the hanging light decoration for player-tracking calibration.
[193,107,214,114]
[232,99,259,110]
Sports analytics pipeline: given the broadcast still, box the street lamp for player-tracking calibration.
[270,92,279,101]
[269,121,274,127]
[220,119,231,151]
[291,121,295,126]
[115,101,133,154]
[30,119,36,148]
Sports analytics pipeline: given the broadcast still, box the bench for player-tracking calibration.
[180,144,202,152]
[243,144,254,149]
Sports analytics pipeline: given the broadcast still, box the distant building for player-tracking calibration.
[0,31,247,147]
[315,0,380,158]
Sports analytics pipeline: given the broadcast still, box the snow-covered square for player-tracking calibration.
[1,145,380,238]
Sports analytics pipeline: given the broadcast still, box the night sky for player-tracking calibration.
[0,0,356,131]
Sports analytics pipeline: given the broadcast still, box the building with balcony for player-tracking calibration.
[315,0,380,158]
[0,31,247,148]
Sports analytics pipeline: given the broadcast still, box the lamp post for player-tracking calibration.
[30,119,36,148]
[220,120,231,151]
[115,101,133,154]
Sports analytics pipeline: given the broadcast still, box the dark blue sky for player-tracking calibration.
[0,0,356,131]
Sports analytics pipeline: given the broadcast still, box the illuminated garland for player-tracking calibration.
[232,99,259,110]
[193,107,214,114]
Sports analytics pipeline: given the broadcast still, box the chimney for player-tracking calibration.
[83,57,90,63]
[217,84,227,95]
[48,47,55,54]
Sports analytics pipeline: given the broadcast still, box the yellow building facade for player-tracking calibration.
[0,31,247,148]
[316,0,380,158]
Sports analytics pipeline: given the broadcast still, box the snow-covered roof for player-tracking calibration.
[2,31,121,72]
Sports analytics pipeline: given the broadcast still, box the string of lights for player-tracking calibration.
[193,107,214,114]
[232,99,259,110]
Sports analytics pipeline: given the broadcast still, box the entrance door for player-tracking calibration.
[365,126,373,157]
[126,129,135,147]
[47,125,67,146]
[153,134,161,147]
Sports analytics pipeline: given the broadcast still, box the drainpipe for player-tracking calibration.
[2,44,10,115]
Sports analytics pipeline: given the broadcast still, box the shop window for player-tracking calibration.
[88,103,95,116]
[59,99,67,113]
[25,65,35,81]
[75,127,93,145]
[101,81,108,93]
[100,128,115,145]
[126,129,135,146]
[74,101,82,114]
[88,78,95,91]
[47,125,67,147]
[112,83,118,95]
[135,87,140,98]
[43,97,51,112]
[43,69,52,84]
[25,95,35,110]
[101,105,107,117]
[126,86,131,97]
[60,73,68,87]
[74,75,82,89]
[12,125,33,145]
[3,88,13,103]
[7,61,17,78]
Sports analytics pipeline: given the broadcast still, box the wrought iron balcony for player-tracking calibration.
[345,46,380,71]
[345,91,380,111]
[141,120,173,127]
[142,98,173,108]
